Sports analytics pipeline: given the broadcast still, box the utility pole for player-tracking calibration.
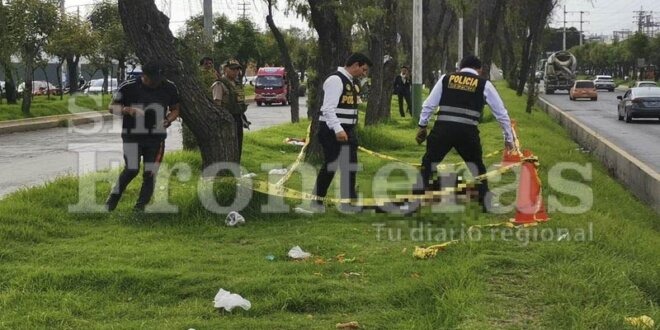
[474,15,479,57]
[203,0,212,48]
[563,7,589,48]
[633,7,645,33]
[239,1,249,20]
[579,11,585,45]
[412,0,423,119]
[458,15,464,62]
[563,5,566,50]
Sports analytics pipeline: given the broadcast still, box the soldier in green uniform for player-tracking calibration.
[212,59,250,163]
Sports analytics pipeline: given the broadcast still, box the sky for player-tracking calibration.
[550,0,660,36]
[62,0,660,38]
[61,0,309,35]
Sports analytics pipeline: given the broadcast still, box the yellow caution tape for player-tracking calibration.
[413,240,459,259]
[357,146,502,169]
[358,146,422,167]
[275,124,312,187]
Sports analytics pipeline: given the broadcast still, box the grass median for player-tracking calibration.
[0,81,658,328]
[0,94,112,121]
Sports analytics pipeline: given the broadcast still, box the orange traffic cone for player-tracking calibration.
[511,150,548,224]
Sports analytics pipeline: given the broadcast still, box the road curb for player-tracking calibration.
[537,95,660,213]
[0,112,114,135]
[0,95,256,135]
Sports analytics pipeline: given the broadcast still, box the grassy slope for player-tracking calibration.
[0,82,658,329]
[0,94,111,121]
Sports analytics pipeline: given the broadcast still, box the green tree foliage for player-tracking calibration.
[177,15,280,70]
[88,0,134,83]
[45,14,96,99]
[569,32,660,80]
[5,0,59,114]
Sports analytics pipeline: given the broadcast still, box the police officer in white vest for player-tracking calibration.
[415,55,515,212]
[311,53,373,212]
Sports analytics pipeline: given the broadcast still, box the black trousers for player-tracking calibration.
[110,140,165,208]
[233,114,244,163]
[397,92,412,117]
[313,124,358,201]
[418,121,489,203]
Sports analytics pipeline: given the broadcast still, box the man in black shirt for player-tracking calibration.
[105,61,181,212]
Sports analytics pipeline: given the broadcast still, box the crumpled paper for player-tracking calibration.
[213,289,251,311]
[288,246,311,259]
[225,211,246,227]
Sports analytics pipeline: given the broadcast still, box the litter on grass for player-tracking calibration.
[625,315,654,329]
[213,289,251,312]
[268,168,288,175]
[288,246,311,259]
[413,240,458,259]
[225,211,246,227]
[336,321,360,329]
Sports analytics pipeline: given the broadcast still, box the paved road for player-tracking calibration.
[541,89,660,173]
[0,98,307,198]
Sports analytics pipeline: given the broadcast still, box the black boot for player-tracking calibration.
[105,194,121,212]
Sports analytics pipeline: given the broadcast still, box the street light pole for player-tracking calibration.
[412,0,423,119]
[203,0,213,49]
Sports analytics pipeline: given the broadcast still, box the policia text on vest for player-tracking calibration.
[311,53,373,211]
[415,55,515,212]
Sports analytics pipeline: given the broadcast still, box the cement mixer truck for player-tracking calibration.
[543,51,577,94]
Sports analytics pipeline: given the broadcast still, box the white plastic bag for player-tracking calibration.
[268,168,288,175]
[213,289,251,311]
[288,246,311,259]
[225,211,246,227]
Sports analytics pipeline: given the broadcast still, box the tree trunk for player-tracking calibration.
[516,32,533,96]
[118,57,126,83]
[41,66,51,100]
[118,0,237,168]
[2,63,17,104]
[365,32,384,126]
[21,55,33,115]
[57,60,64,100]
[421,1,454,88]
[518,0,555,97]
[102,66,109,95]
[501,20,517,88]
[306,0,352,161]
[266,0,299,123]
[365,0,398,125]
[66,55,79,94]
[481,0,505,79]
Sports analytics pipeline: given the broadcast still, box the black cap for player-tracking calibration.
[224,59,242,69]
[459,55,482,70]
[401,65,409,69]
[142,61,166,81]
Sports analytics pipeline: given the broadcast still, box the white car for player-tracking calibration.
[593,75,615,92]
[17,81,61,95]
[85,78,118,95]
[633,81,657,88]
